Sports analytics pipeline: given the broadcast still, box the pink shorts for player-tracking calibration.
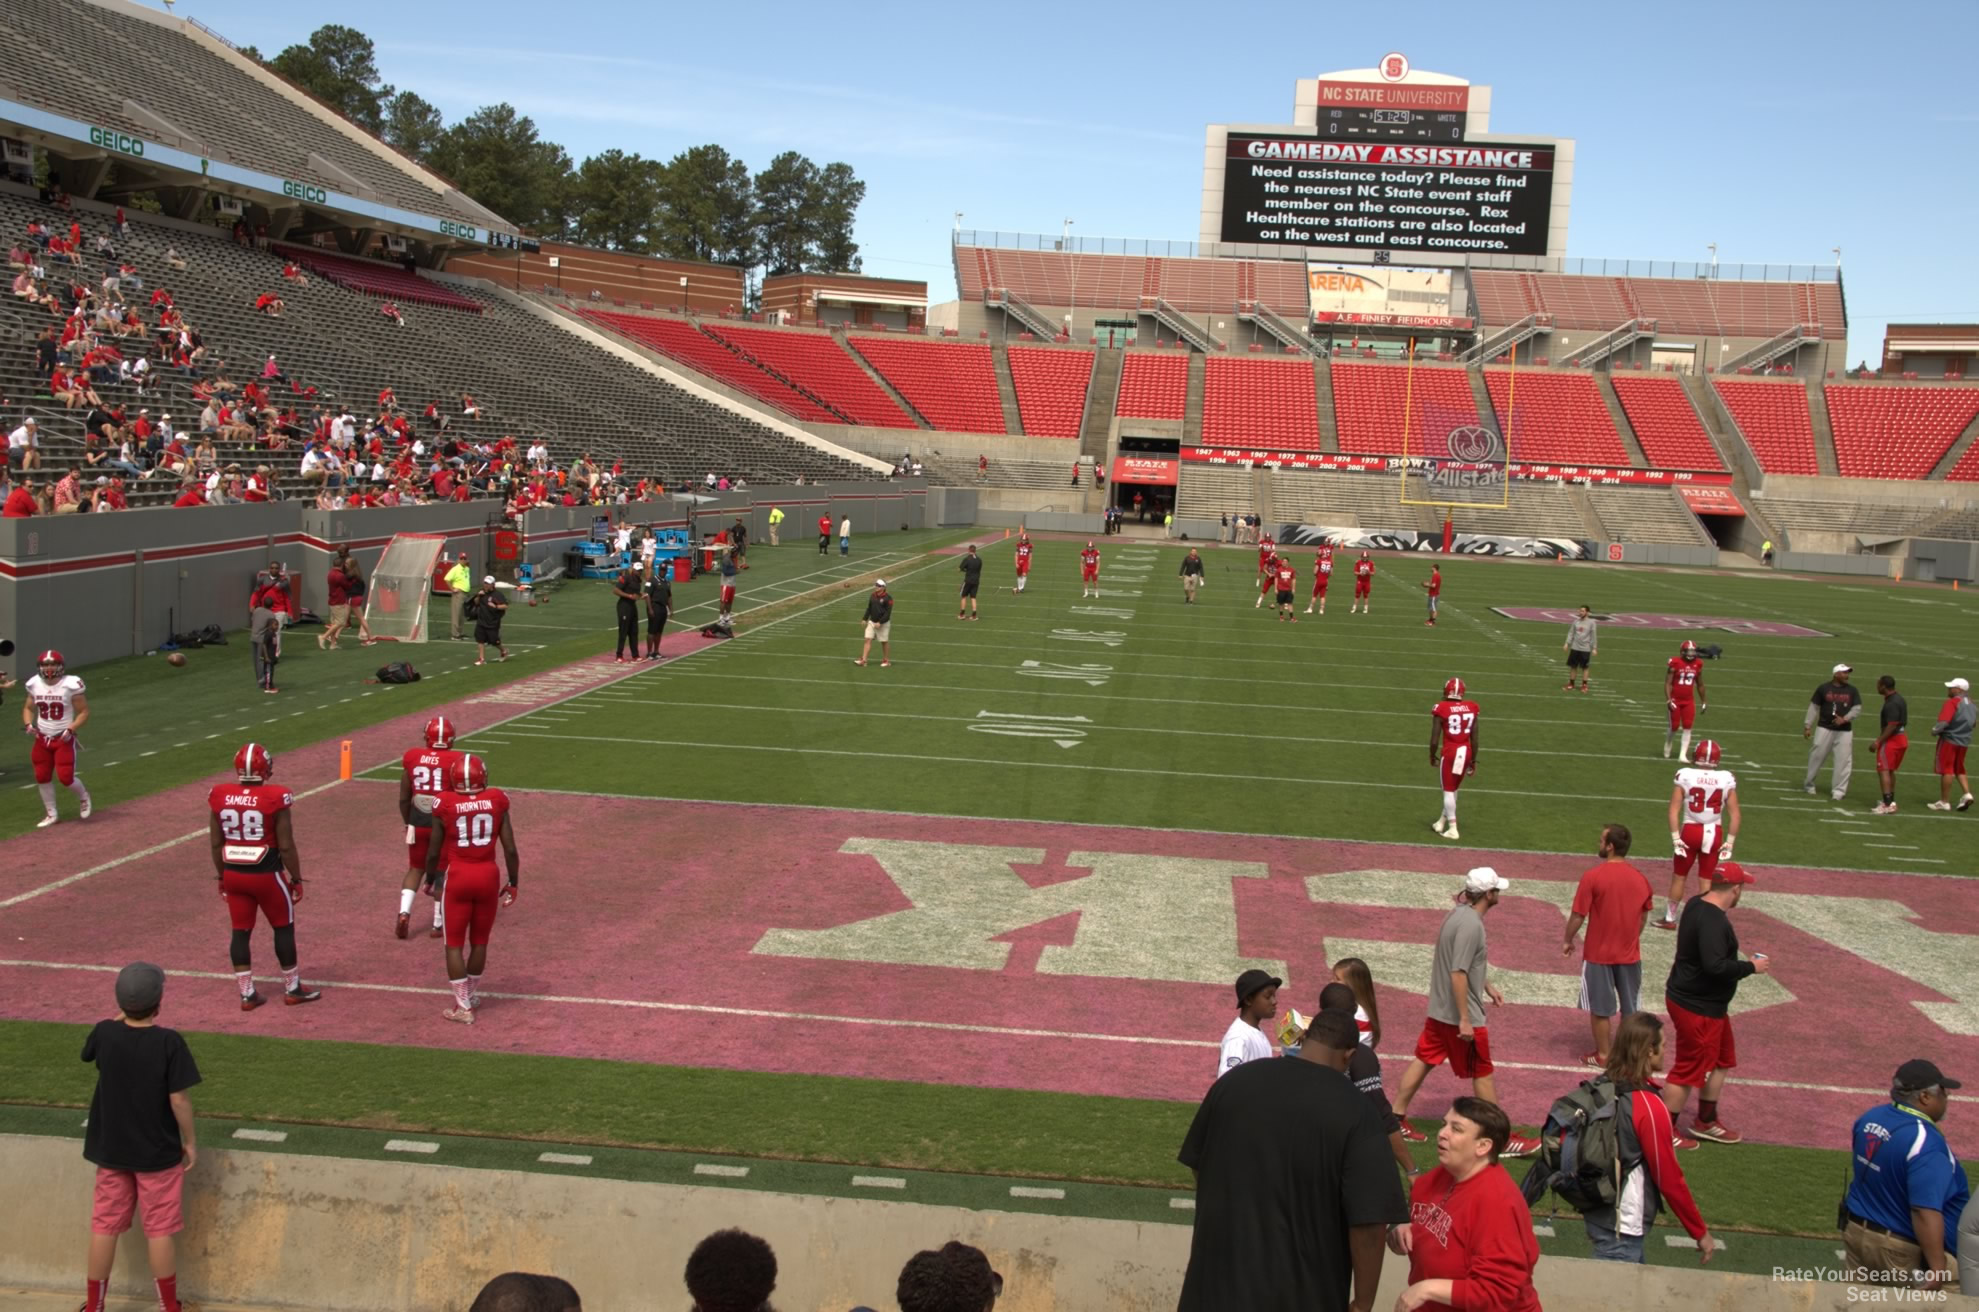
[92,1164,185,1237]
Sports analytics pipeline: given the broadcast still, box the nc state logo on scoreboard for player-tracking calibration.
[1379,52,1410,81]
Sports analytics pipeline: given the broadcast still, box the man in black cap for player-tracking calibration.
[1178,1006,1407,1312]
[78,964,202,1312]
[1219,968,1280,1078]
[1842,1059,1968,1289]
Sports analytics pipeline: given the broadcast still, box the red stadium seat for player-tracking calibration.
[1713,380,1819,475]
[705,324,916,429]
[1332,362,1478,456]
[1118,353,1187,420]
[1203,357,1319,451]
[1612,376,1723,471]
[850,337,1006,433]
[1007,347,1094,438]
[1483,370,1629,466]
[1825,384,1979,480]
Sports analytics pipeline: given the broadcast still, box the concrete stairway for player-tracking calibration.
[1928,407,1979,480]
[1081,348,1123,467]
[1314,358,1340,453]
[1681,373,1781,547]
[1805,382,1841,476]
[1184,353,1207,447]
[1593,373,1649,466]
[990,344,1023,435]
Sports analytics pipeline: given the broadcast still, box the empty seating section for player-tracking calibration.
[1444,482,1588,539]
[850,338,1005,433]
[1175,464,1256,522]
[0,0,478,224]
[1331,362,1478,456]
[956,248,1311,318]
[1117,353,1187,419]
[578,310,834,422]
[1466,270,1844,340]
[1587,488,1709,545]
[1949,442,1979,483]
[705,324,914,429]
[1611,376,1723,471]
[1268,470,1410,529]
[1756,498,1954,539]
[1823,385,1979,480]
[1712,381,1819,474]
[0,193,870,506]
[273,245,480,312]
[1007,347,1093,438]
[1483,370,1629,465]
[1202,358,1320,451]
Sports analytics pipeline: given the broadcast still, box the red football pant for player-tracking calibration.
[31,735,77,785]
[719,585,735,608]
[221,869,293,932]
[406,825,452,875]
[1354,580,1371,599]
[442,863,501,948]
[1439,746,1472,792]
[1082,567,1098,582]
[1668,700,1697,731]
[1674,821,1724,880]
[1311,578,1329,598]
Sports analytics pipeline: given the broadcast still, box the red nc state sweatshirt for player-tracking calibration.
[1406,1163,1544,1311]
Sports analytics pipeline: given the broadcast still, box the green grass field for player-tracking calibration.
[7,535,1976,1257]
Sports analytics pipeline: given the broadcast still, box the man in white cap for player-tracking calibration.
[1387,867,1538,1156]
[1929,678,1974,812]
[1803,663,1863,800]
[856,579,892,668]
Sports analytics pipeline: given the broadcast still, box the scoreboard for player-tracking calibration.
[1318,105,1466,142]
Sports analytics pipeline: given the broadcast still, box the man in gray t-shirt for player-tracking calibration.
[1388,867,1535,1156]
[1562,605,1598,693]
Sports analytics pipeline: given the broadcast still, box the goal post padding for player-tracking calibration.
[362,533,447,643]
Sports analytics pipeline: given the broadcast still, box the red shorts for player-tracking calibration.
[221,868,293,932]
[1876,735,1908,773]
[406,823,452,875]
[1015,565,1029,577]
[1439,745,1473,792]
[1938,742,1968,776]
[91,1164,185,1238]
[1082,566,1098,581]
[1312,575,1329,596]
[1668,700,1697,731]
[719,584,735,607]
[1413,1017,1493,1078]
[31,733,78,785]
[442,862,501,948]
[1354,579,1372,598]
[1666,999,1736,1087]
[1674,821,1725,880]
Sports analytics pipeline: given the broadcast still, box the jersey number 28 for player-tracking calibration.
[217,808,266,842]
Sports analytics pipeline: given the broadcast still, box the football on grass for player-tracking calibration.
[167,652,187,667]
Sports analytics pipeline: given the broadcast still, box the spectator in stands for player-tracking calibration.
[172,480,204,509]
[893,1241,998,1312]
[91,477,127,512]
[242,466,273,503]
[51,367,100,410]
[281,262,307,286]
[198,402,220,435]
[164,248,186,272]
[106,441,145,480]
[192,437,218,477]
[254,291,284,317]
[52,468,81,514]
[9,418,41,471]
[682,1227,777,1312]
[381,300,404,328]
[467,1273,582,1312]
[299,443,332,487]
[261,355,287,387]
[462,394,482,418]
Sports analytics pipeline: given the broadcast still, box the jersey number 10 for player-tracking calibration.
[453,812,496,848]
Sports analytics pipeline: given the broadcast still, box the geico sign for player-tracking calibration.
[439,220,481,241]
[87,127,144,158]
[281,179,328,204]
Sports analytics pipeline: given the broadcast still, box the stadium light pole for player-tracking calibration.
[1063,217,1076,342]
[1706,243,1717,278]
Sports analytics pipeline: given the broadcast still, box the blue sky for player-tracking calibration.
[178,0,1975,362]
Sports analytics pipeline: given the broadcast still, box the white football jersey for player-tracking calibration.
[25,673,85,737]
[1674,765,1736,824]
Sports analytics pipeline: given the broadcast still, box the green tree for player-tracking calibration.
[382,91,445,162]
[752,151,818,277]
[269,25,393,133]
[427,104,573,234]
[654,145,755,266]
[810,161,865,273]
[570,150,661,251]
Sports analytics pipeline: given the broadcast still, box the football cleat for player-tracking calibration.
[1443,677,1466,700]
[449,753,488,795]
[284,986,322,1006]
[395,913,410,940]
[443,1006,476,1026]
[37,812,58,829]
[235,742,274,783]
[1692,739,1722,767]
[1443,825,1460,841]
[240,991,266,1012]
[424,715,457,750]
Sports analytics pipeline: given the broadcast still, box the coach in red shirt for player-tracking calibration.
[1561,823,1654,1068]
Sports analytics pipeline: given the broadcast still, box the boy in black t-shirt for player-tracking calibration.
[80,962,202,1312]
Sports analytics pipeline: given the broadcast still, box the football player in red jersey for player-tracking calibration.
[1256,533,1276,580]
[426,754,519,1025]
[1012,533,1033,594]
[24,649,92,827]
[396,715,463,940]
[1351,552,1375,614]
[1305,546,1333,615]
[207,744,319,1010]
[1422,564,1442,627]
[1273,557,1298,622]
[1429,677,1480,841]
[1254,550,1278,610]
[1079,541,1102,598]
[1664,640,1708,762]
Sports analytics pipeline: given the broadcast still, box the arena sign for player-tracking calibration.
[1220,132,1555,255]
[1494,606,1832,638]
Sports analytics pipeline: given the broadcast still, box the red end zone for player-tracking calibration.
[2,788,1974,1154]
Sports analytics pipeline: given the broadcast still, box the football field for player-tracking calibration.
[3,533,1975,1265]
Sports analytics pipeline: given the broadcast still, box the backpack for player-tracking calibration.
[376,660,420,684]
[463,593,481,620]
[1520,1077,1636,1214]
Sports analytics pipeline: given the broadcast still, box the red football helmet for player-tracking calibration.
[424,715,457,750]
[449,753,488,795]
[235,742,273,783]
[1679,640,1699,659]
[37,649,64,677]
[1443,677,1466,700]
[1693,739,1722,767]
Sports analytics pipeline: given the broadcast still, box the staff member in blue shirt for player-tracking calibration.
[1843,1059,1968,1289]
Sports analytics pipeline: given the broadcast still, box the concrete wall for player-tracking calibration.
[4,1137,1970,1312]
[977,509,1106,535]
[1774,551,1897,578]
[1759,474,1979,509]
[1607,542,1721,567]
[1906,538,1979,584]
[518,483,927,570]
[930,487,980,526]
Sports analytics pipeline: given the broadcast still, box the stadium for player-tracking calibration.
[1,5,1977,1308]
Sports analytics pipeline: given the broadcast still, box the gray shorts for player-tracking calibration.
[1579,961,1642,1017]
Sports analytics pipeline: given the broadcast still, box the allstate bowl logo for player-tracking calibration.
[1445,425,1501,463]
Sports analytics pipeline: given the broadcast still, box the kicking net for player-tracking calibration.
[361,533,446,643]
